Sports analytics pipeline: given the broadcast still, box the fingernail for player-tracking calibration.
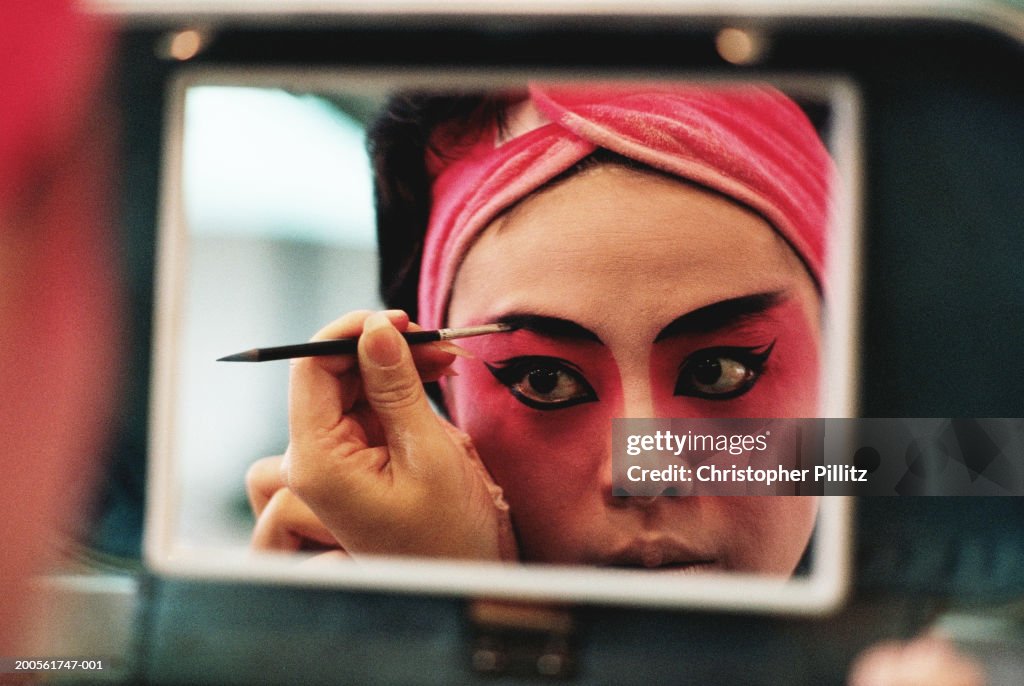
[434,341,476,359]
[383,309,406,321]
[442,367,460,377]
[363,312,403,366]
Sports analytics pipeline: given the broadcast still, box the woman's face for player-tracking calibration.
[445,164,821,574]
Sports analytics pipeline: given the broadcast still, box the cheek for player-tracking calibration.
[751,317,820,416]
[702,497,819,573]
[448,356,617,486]
[445,353,622,559]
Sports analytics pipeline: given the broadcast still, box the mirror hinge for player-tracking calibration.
[467,599,577,679]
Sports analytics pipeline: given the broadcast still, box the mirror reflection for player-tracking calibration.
[168,77,847,579]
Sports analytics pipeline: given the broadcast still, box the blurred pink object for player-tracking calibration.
[0,0,117,655]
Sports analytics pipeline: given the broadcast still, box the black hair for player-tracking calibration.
[368,93,652,320]
[368,93,502,320]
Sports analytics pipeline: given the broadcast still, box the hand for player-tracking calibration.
[247,454,342,554]
[278,310,517,561]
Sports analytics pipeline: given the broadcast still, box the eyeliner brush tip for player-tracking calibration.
[217,350,259,362]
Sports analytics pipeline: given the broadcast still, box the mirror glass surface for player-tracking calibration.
[148,70,858,612]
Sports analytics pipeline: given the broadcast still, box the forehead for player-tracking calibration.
[448,164,815,330]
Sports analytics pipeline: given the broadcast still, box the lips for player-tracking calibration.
[600,539,719,572]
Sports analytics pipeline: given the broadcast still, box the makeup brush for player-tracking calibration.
[217,323,515,362]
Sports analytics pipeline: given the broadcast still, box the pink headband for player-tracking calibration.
[418,83,834,329]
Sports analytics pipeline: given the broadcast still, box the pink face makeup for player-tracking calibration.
[456,320,618,406]
[444,164,822,573]
[449,325,622,476]
[649,297,821,419]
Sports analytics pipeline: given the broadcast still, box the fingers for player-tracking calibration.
[308,310,413,382]
[307,310,454,376]
[299,550,352,567]
[357,312,452,469]
[282,308,460,550]
[251,487,340,552]
[289,310,454,433]
[248,455,343,553]
[275,311,515,560]
[411,345,460,383]
[246,455,285,518]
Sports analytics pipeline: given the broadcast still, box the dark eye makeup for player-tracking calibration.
[674,341,776,400]
[485,356,599,410]
[486,341,776,410]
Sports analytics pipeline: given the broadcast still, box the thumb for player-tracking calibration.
[358,312,448,464]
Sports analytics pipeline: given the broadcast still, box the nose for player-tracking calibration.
[619,374,655,419]
[609,480,692,505]
[605,366,668,507]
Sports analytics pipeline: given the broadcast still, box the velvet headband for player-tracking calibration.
[418,83,834,329]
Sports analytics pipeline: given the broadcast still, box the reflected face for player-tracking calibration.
[445,164,821,574]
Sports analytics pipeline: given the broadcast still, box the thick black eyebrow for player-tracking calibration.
[653,292,785,342]
[496,313,603,343]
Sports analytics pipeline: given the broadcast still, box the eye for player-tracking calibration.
[674,341,775,400]
[485,356,598,410]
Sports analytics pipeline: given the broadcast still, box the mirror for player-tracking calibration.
[148,69,858,612]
